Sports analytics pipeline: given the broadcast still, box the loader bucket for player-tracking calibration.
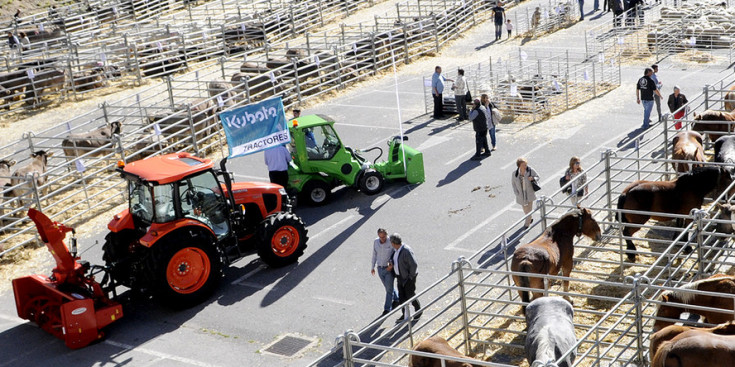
[400,144,425,184]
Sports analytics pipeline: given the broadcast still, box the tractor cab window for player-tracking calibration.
[129,181,154,223]
[304,125,340,160]
[153,184,176,223]
[178,171,229,238]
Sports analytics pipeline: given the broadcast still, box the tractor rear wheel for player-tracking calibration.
[302,180,331,206]
[256,212,308,268]
[359,170,384,195]
[152,232,221,308]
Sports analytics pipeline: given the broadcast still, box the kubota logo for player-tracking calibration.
[222,106,278,128]
[71,307,87,315]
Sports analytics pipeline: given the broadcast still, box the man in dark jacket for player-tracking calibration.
[387,233,421,323]
[469,99,490,160]
[667,85,688,130]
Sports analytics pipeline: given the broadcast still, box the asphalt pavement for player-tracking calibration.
[0,2,731,366]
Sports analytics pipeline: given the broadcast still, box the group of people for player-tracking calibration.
[370,229,422,322]
[636,64,688,130]
[6,31,30,51]
[511,156,588,228]
[431,66,499,160]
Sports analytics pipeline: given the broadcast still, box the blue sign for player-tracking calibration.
[218,97,290,158]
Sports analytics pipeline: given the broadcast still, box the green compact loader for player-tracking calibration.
[287,114,424,205]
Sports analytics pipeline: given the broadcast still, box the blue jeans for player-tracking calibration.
[642,99,654,128]
[488,126,496,148]
[593,0,599,10]
[377,266,399,311]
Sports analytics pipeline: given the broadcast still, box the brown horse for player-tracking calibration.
[651,322,735,367]
[691,109,735,142]
[724,85,735,112]
[650,322,735,362]
[511,208,602,309]
[671,131,704,173]
[616,167,724,261]
[653,274,735,332]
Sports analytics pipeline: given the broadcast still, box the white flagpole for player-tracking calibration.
[390,49,407,176]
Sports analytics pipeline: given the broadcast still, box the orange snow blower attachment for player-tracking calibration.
[12,208,122,349]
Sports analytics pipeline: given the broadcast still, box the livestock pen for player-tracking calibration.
[0,0,519,256]
[310,63,735,367]
[422,49,621,123]
[584,0,735,66]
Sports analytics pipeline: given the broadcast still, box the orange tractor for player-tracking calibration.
[13,152,308,348]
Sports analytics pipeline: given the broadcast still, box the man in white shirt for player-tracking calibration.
[370,228,399,316]
[264,144,291,188]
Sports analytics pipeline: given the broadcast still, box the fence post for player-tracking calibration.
[27,173,43,211]
[604,149,613,226]
[132,43,142,84]
[244,75,251,104]
[592,61,597,97]
[704,85,710,110]
[165,76,175,109]
[341,331,357,367]
[538,196,548,232]
[625,273,650,366]
[186,104,200,155]
[219,56,227,80]
[66,58,78,100]
[113,133,127,163]
[433,16,440,53]
[291,59,302,102]
[453,257,473,356]
[402,24,410,64]
[693,209,707,278]
[370,32,378,75]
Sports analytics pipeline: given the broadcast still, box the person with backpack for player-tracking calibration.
[511,157,540,228]
[469,99,490,160]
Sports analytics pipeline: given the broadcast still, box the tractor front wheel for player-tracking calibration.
[256,212,308,268]
[302,180,331,206]
[359,170,384,195]
[152,232,221,308]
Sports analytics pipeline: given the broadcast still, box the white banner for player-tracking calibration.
[230,129,290,157]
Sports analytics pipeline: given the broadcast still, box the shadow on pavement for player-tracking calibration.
[437,159,483,187]
[476,227,529,269]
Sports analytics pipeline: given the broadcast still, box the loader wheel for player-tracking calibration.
[24,296,63,339]
[154,232,221,308]
[256,212,308,268]
[302,180,331,206]
[359,170,384,195]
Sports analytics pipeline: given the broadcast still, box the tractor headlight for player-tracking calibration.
[278,188,288,195]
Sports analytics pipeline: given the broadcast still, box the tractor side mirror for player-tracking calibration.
[403,136,408,141]
[240,204,246,216]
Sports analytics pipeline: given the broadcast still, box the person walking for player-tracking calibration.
[511,157,540,228]
[431,66,452,119]
[452,69,468,121]
[651,64,663,121]
[668,86,688,130]
[492,3,506,40]
[388,233,421,323]
[481,94,497,151]
[610,0,624,27]
[531,7,541,32]
[505,19,513,38]
[564,156,588,206]
[469,99,490,160]
[636,67,662,130]
[264,144,291,188]
[371,228,400,317]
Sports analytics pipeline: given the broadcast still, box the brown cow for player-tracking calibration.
[25,68,65,106]
[691,110,735,142]
[409,337,483,367]
[62,120,122,160]
[10,151,53,203]
[671,131,704,173]
[650,322,735,367]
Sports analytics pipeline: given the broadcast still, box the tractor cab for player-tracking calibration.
[115,153,232,242]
